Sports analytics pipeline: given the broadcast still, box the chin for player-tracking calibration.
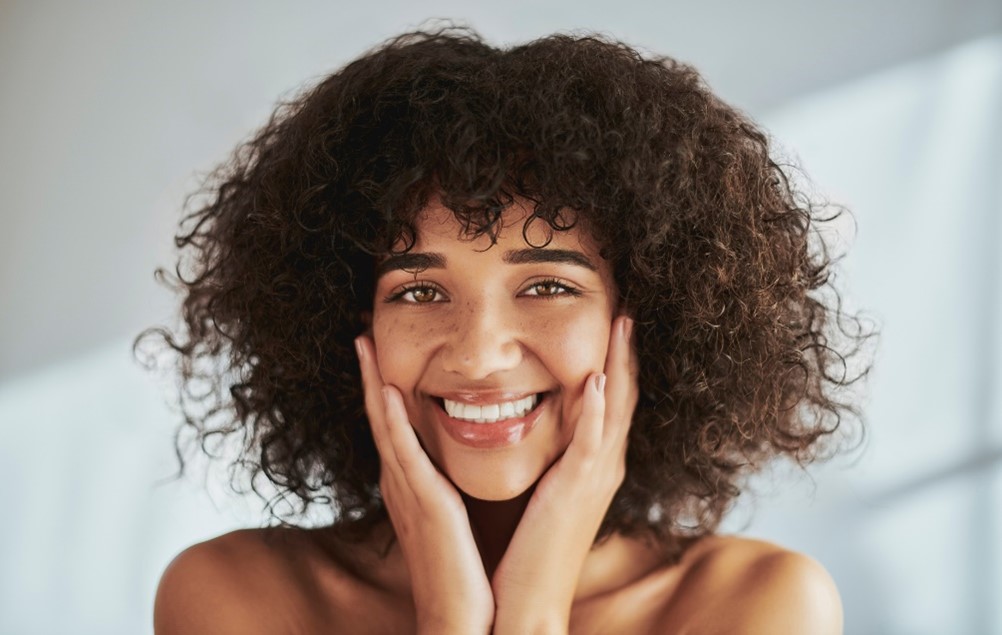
[442,453,547,501]
[453,475,534,501]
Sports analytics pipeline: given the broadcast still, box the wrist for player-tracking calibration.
[417,621,491,635]
[491,577,573,635]
[492,600,573,632]
[492,609,569,635]
[414,604,492,632]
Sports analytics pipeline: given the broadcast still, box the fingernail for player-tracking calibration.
[354,337,365,360]
[622,317,634,340]
[595,374,607,394]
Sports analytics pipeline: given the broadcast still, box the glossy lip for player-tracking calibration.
[431,392,547,449]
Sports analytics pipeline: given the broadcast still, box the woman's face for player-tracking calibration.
[371,198,618,500]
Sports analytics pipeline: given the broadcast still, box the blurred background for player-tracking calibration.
[1,1,1000,633]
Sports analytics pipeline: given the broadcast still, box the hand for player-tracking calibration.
[355,336,494,635]
[491,316,638,634]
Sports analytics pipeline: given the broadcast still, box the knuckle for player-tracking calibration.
[395,453,417,471]
[574,453,598,474]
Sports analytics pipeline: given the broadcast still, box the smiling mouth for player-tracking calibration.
[435,394,544,424]
[430,392,549,449]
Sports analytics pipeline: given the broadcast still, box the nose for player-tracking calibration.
[439,299,523,380]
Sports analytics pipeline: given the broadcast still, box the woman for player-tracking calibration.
[145,25,871,634]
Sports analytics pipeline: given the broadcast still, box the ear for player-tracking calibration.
[360,310,373,334]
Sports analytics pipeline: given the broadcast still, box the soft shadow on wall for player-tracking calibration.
[733,34,1002,635]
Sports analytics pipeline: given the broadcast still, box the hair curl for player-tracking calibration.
[137,24,874,561]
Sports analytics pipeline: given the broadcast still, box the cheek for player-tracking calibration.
[371,311,450,385]
[372,314,415,384]
[530,308,611,382]
[529,309,610,441]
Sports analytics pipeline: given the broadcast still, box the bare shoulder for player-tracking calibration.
[153,528,319,635]
[154,526,412,635]
[664,535,843,635]
[152,524,356,632]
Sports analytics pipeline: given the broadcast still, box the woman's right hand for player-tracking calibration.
[355,335,495,635]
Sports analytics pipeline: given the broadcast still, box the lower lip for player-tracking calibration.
[433,396,546,450]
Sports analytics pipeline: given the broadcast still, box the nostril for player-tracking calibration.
[438,329,523,379]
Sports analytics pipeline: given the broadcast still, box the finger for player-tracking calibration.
[602,316,638,445]
[356,337,420,514]
[381,384,447,501]
[355,335,399,467]
[566,373,606,462]
[356,337,457,510]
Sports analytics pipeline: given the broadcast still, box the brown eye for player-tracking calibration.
[403,286,440,303]
[531,282,564,296]
[385,283,446,304]
[521,279,579,297]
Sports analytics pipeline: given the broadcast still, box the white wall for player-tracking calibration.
[734,35,1002,634]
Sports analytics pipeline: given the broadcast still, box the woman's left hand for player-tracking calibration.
[491,315,638,634]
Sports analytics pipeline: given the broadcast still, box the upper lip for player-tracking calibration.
[429,390,544,405]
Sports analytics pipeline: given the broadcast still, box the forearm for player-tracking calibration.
[492,585,575,633]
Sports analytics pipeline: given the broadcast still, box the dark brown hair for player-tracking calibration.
[137,24,873,560]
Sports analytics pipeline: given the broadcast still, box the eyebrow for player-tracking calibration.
[502,248,597,271]
[375,252,446,277]
[375,248,597,277]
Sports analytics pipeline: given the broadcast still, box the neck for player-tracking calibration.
[461,486,534,580]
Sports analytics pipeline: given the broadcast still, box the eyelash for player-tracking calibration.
[384,278,582,304]
[384,283,446,304]
[521,278,582,298]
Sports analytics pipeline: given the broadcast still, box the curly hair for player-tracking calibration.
[137,24,873,561]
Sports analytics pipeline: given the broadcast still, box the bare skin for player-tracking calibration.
[154,526,842,634]
[154,201,843,634]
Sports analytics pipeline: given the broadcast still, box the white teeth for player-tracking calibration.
[442,394,540,423]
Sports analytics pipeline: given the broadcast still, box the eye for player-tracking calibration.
[520,278,581,298]
[386,283,446,304]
